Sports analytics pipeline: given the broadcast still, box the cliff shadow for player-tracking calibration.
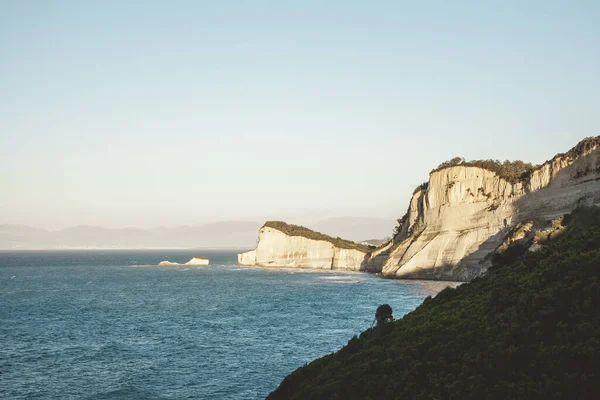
[454,153,600,280]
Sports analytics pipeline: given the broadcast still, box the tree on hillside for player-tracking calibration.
[375,304,393,327]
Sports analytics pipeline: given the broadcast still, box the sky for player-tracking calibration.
[1,1,599,229]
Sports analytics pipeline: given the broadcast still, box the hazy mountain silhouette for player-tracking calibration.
[0,222,262,249]
[307,217,395,243]
[0,217,394,249]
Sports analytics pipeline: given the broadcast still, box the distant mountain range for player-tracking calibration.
[0,217,394,250]
[0,222,262,249]
[307,217,395,243]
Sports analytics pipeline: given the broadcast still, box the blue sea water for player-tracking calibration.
[0,250,450,399]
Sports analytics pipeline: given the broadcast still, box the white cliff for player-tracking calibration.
[238,223,369,271]
[158,256,209,266]
[367,137,600,281]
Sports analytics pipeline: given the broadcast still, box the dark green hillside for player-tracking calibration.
[268,207,600,400]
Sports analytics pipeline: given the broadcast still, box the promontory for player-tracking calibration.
[240,137,600,282]
[238,221,371,271]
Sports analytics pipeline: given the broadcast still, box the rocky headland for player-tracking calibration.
[238,221,371,271]
[242,137,600,282]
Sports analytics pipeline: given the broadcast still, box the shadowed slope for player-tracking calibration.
[268,207,600,399]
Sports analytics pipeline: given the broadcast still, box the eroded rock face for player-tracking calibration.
[238,227,368,271]
[367,141,600,281]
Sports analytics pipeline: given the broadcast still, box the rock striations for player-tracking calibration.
[366,137,600,281]
[238,222,370,271]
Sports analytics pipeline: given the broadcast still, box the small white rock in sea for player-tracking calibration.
[158,256,209,266]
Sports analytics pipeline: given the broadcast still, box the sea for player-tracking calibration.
[0,250,452,399]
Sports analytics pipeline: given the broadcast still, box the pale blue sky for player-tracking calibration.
[1,1,599,229]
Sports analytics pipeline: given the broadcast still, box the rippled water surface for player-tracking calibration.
[1,250,448,399]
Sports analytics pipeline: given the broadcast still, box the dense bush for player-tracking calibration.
[268,207,600,399]
[263,221,371,252]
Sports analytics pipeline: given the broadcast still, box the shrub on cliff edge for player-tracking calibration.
[263,221,372,252]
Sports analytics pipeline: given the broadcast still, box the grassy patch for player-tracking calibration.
[263,221,371,252]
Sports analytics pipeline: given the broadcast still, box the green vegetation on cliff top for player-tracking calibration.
[263,221,371,252]
[268,207,600,399]
[432,158,537,183]
[430,136,600,183]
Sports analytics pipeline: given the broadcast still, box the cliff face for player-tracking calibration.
[367,138,600,281]
[238,226,368,271]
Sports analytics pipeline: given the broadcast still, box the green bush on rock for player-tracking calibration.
[263,221,372,252]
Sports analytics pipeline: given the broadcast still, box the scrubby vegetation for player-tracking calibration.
[390,185,427,239]
[558,136,600,161]
[432,158,537,183]
[268,207,600,400]
[392,213,409,236]
[413,181,429,194]
[263,221,371,252]
[431,137,600,184]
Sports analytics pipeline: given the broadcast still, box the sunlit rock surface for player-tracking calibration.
[238,226,368,271]
[366,138,600,281]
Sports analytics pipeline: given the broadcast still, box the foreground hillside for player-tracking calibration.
[269,207,600,399]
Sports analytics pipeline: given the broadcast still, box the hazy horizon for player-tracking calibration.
[0,216,395,249]
[2,1,599,229]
